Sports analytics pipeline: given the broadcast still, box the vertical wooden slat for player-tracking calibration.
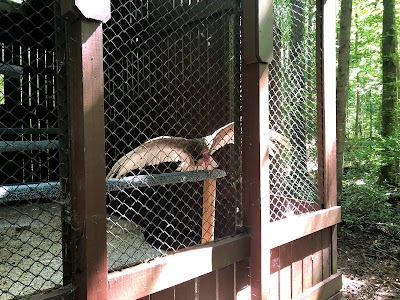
[291,238,303,297]
[175,279,196,299]
[217,264,235,300]
[312,231,323,285]
[279,243,292,300]
[150,287,175,300]
[321,228,332,280]
[269,247,280,300]
[302,235,314,290]
[235,259,250,299]
[198,271,217,300]
[67,19,107,300]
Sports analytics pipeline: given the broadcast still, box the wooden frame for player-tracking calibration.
[4,0,340,298]
[107,235,249,299]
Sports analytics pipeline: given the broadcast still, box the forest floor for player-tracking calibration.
[338,225,400,299]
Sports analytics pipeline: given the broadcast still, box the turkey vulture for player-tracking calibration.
[106,122,289,178]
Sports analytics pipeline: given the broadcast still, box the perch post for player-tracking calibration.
[202,178,217,243]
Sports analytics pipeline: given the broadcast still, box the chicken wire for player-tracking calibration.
[268,0,321,222]
[104,0,242,270]
[0,0,67,299]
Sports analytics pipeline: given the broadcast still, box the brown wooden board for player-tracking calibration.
[67,18,107,300]
[107,235,249,299]
[235,259,250,298]
[175,278,196,299]
[198,271,217,300]
[291,238,304,298]
[312,230,323,285]
[217,264,235,300]
[279,243,292,300]
[302,234,314,291]
[321,228,332,280]
[150,287,175,300]
[269,247,280,300]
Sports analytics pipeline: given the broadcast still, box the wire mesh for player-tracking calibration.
[268,0,321,222]
[104,0,242,270]
[0,0,68,298]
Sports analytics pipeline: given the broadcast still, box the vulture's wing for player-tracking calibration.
[206,122,235,154]
[107,137,196,178]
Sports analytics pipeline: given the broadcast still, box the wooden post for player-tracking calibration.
[202,178,217,243]
[322,0,339,276]
[242,0,273,299]
[62,1,110,299]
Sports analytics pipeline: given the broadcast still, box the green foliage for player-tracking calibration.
[342,135,400,240]
[342,179,400,239]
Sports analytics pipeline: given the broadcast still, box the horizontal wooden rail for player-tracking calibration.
[107,234,250,299]
[0,140,59,153]
[268,206,341,249]
[0,169,226,203]
[296,273,342,300]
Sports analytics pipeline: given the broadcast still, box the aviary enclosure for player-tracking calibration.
[0,0,341,299]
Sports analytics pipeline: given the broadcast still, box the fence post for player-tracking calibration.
[242,0,273,299]
[62,1,110,299]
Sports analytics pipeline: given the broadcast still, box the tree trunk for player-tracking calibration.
[336,0,352,204]
[380,0,398,185]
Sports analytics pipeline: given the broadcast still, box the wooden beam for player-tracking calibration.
[294,273,342,300]
[268,207,341,249]
[322,0,338,210]
[107,235,250,299]
[322,0,339,277]
[0,170,226,204]
[202,178,217,243]
[242,0,273,297]
[67,18,107,300]
[61,0,110,22]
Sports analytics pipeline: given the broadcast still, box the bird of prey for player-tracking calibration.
[106,122,289,178]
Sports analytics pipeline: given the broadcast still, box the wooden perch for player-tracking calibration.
[0,140,59,153]
[0,169,227,204]
[0,128,58,135]
[0,63,23,78]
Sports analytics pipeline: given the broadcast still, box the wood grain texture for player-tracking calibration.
[268,206,341,249]
[295,273,342,300]
[202,178,217,243]
[107,235,249,299]
[279,243,292,300]
[67,19,107,300]
[217,264,235,300]
[198,271,217,300]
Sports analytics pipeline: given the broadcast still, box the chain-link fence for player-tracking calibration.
[103,0,242,271]
[269,0,321,222]
[0,0,68,299]
[0,0,324,297]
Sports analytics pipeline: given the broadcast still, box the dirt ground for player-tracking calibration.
[338,225,400,299]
